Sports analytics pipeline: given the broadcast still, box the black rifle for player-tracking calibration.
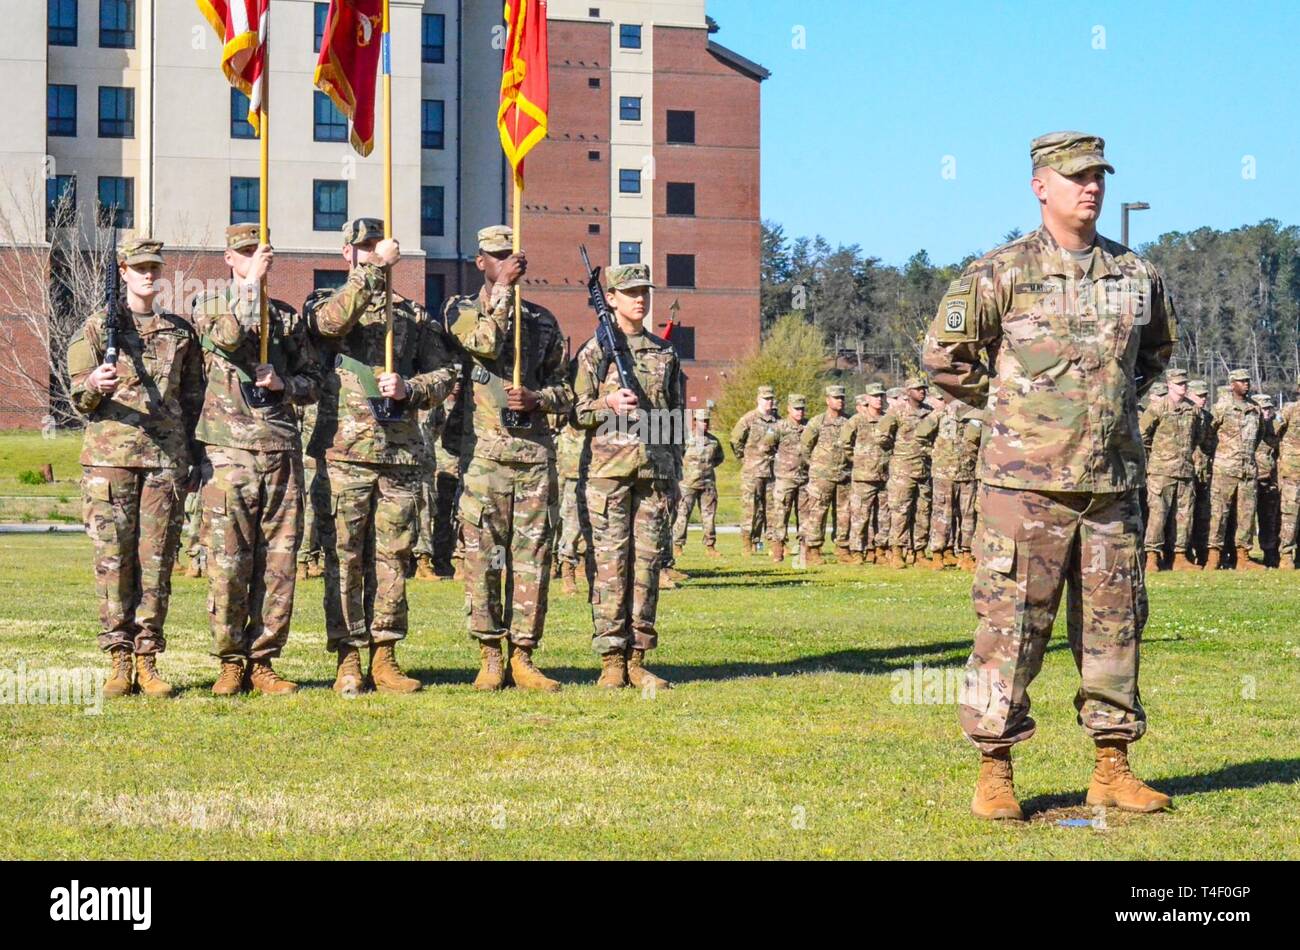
[579,245,640,401]
[103,226,119,366]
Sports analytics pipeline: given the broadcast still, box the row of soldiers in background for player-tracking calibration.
[70,221,683,699]
[726,378,984,569]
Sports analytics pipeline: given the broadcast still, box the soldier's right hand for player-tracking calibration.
[373,239,401,267]
[89,363,119,395]
[496,253,527,288]
[604,388,639,414]
[247,243,275,283]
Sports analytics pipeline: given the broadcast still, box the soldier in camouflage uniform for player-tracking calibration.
[1252,393,1281,567]
[923,132,1176,820]
[296,403,327,579]
[1207,369,1264,570]
[191,225,322,695]
[436,387,465,578]
[729,385,778,555]
[555,411,585,594]
[800,384,853,565]
[763,393,808,562]
[673,408,725,555]
[880,376,939,569]
[443,225,574,691]
[878,387,906,552]
[1138,368,1205,571]
[182,487,207,577]
[573,263,681,690]
[304,218,457,696]
[927,393,983,570]
[413,403,448,580]
[1276,380,1300,569]
[68,238,204,699]
[838,385,890,563]
[1188,379,1213,564]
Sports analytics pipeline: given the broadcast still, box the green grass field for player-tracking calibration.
[1,530,1296,860]
[0,430,84,523]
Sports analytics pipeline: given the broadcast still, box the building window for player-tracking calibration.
[669,325,696,360]
[99,0,133,49]
[96,176,133,228]
[49,0,79,46]
[47,85,77,137]
[666,254,695,288]
[588,224,600,235]
[666,182,696,216]
[314,91,347,142]
[46,175,77,227]
[666,110,696,144]
[619,24,642,49]
[588,7,600,16]
[425,273,446,315]
[421,186,445,237]
[230,88,255,139]
[619,96,641,121]
[422,13,445,63]
[618,168,641,194]
[588,150,600,161]
[314,269,347,292]
[97,86,133,138]
[588,77,600,89]
[313,2,328,52]
[618,242,641,265]
[313,180,347,231]
[421,100,445,149]
[230,177,259,225]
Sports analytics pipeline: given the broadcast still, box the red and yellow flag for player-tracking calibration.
[196,0,269,134]
[314,0,384,156]
[499,0,550,187]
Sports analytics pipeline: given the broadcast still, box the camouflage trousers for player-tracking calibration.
[413,463,438,559]
[929,477,977,554]
[202,447,302,660]
[1256,479,1280,558]
[887,474,932,551]
[322,459,421,650]
[1208,473,1256,550]
[82,465,186,655]
[583,476,671,654]
[459,456,555,647]
[183,487,206,564]
[1143,474,1195,556]
[768,479,804,542]
[802,477,850,549]
[660,482,679,569]
[556,476,585,565]
[739,473,771,544]
[848,480,887,553]
[1192,476,1212,559]
[960,485,1148,754]
[1279,478,1300,561]
[435,471,461,571]
[298,457,330,565]
[673,481,718,548]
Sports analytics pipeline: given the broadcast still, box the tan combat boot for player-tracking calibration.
[369,642,422,694]
[659,569,678,590]
[971,750,1023,820]
[836,545,856,565]
[1236,546,1265,571]
[134,654,174,698]
[626,647,671,691]
[804,545,824,566]
[921,551,946,570]
[704,544,721,559]
[295,562,309,581]
[561,561,578,595]
[212,659,245,696]
[1280,559,1297,571]
[863,549,876,565]
[414,555,438,581]
[942,549,960,568]
[333,645,364,697]
[247,658,299,695]
[1144,551,1161,573]
[1206,548,1224,570]
[186,558,204,579]
[597,649,628,689]
[1170,552,1197,571]
[957,553,977,571]
[508,644,561,692]
[1086,742,1172,813]
[306,559,325,579]
[103,647,134,699]
[890,546,908,569]
[472,640,507,691]
[770,540,785,562]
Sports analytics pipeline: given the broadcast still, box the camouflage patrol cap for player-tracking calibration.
[905,375,928,390]
[863,382,885,397]
[787,393,806,409]
[887,387,904,399]
[1188,379,1209,395]
[605,263,654,291]
[117,237,164,266]
[1228,368,1251,382]
[1150,382,1168,397]
[1165,368,1188,384]
[225,223,262,251]
[1251,393,1273,408]
[854,392,870,404]
[824,384,846,398]
[477,225,513,253]
[1030,131,1115,176]
[342,217,384,245]
[693,408,711,421]
[757,385,776,399]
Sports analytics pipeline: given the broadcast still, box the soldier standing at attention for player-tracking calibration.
[1188,379,1214,564]
[68,238,204,698]
[192,225,322,695]
[555,409,586,594]
[1275,379,1300,569]
[1207,369,1264,570]
[413,403,448,581]
[573,263,681,690]
[923,132,1177,820]
[839,385,890,564]
[880,377,939,569]
[927,394,983,569]
[305,218,457,696]
[729,386,779,555]
[763,393,808,562]
[444,226,574,691]
[296,403,327,580]
[1138,368,1205,571]
[673,409,725,557]
[800,384,853,565]
[1252,393,1281,567]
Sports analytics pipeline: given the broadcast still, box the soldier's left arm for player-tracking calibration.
[709,436,725,468]
[281,306,322,406]
[179,319,206,447]
[448,285,511,360]
[531,307,576,414]
[800,416,820,459]
[922,262,1003,407]
[66,314,106,415]
[916,411,940,445]
[404,306,459,411]
[311,263,386,338]
[1134,264,1178,399]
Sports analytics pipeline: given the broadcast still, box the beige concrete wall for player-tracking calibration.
[457,0,509,257]
[0,2,50,246]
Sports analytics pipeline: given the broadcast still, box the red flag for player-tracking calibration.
[314,0,384,156]
[196,0,269,134]
[499,0,550,187]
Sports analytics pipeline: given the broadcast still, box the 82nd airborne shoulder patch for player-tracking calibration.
[944,298,967,334]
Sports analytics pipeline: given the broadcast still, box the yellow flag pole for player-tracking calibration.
[257,25,270,365]
[382,0,394,379]
[512,182,522,389]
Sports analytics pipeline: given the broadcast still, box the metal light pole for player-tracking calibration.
[1121,201,1150,247]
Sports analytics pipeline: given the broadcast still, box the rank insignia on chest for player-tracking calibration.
[944,299,967,333]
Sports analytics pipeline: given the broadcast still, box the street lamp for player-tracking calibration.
[1121,201,1150,247]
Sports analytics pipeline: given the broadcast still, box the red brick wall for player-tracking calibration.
[0,253,52,429]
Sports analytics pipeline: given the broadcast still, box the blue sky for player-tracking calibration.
[707,0,1300,265]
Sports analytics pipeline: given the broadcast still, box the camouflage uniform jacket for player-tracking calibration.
[1255,417,1279,482]
[304,262,457,466]
[1209,395,1261,480]
[1138,395,1205,480]
[801,412,850,483]
[1276,402,1300,480]
[879,402,939,481]
[555,421,584,480]
[68,307,204,468]
[730,409,779,477]
[680,432,725,490]
[837,412,891,482]
[765,418,809,484]
[573,328,683,480]
[930,402,983,481]
[922,226,1177,492]
[445,284,573,464]
[192,288,321,453]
